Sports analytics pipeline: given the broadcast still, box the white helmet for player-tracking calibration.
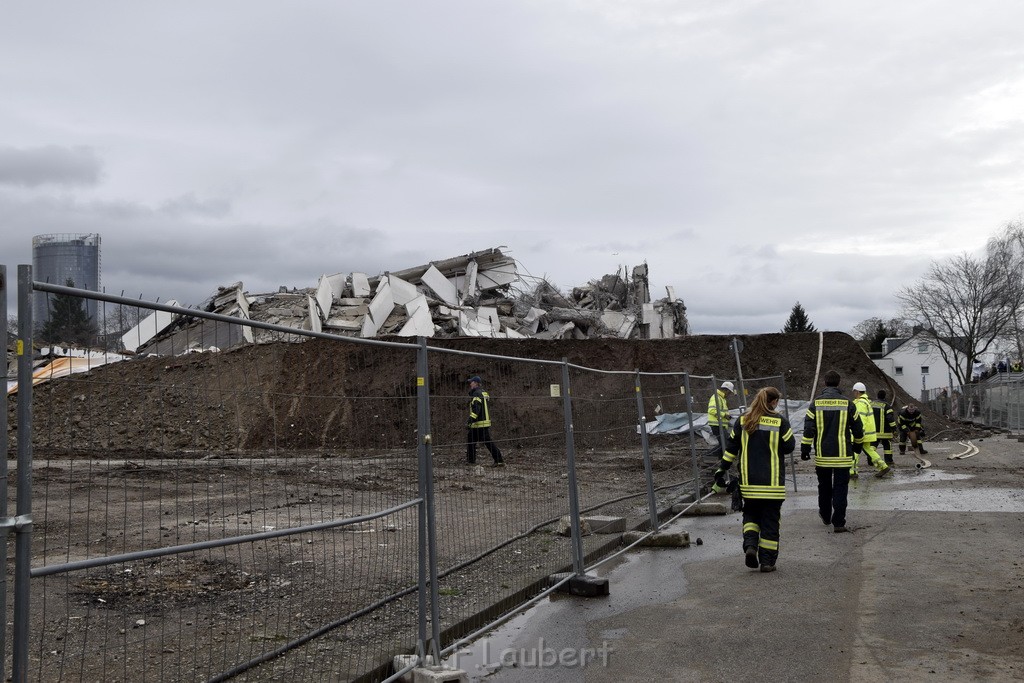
[852,382,867,393]
[721,381,735,393]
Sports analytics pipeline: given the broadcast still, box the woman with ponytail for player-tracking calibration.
[713,386,795,572]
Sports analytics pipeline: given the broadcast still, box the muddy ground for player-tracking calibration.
[4,331,983,681]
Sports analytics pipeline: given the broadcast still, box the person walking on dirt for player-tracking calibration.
[713,386,795,573]
[851,382,892,478]
[706,381,736,461]
[872,389,898,465]
[801,370,864,533]
[466,376,504,466]
[897,404,928,457]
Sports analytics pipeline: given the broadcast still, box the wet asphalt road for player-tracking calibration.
[444,437,1024,682]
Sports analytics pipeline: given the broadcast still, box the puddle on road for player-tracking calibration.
[788,469,1024,513]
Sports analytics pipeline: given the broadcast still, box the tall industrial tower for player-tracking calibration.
[32,233,102,329]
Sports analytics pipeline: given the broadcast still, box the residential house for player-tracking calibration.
[874,331,966,399]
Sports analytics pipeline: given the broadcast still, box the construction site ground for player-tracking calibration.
[451,435,1024,682]
[6,330,1004,680]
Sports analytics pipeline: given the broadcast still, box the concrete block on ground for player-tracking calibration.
[681,502,729,516]
[550,573,610,597]
[413,666,468,683]
[582,515,626,534]
[555,515,592,537]
[623,530,690,548]
[394,655,436,682]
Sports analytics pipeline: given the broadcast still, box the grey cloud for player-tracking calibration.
[160,194,232,218]
[0,146,101,187]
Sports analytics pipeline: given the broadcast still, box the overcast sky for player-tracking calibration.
[3,1,1022,334]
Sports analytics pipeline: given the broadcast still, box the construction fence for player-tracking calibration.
[927,377,1024,433]
[3,265,793,682]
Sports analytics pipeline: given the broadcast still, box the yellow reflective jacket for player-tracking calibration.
[871,399,896,438]
[853,394,876,443]
[707,389,731,428]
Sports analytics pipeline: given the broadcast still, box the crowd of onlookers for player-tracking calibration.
[971,358,1023,382]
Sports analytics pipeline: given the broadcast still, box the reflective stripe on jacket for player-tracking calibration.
[718,413,795,500]
[897,408,923,432]
[854,395,877,443]
[872,400,896,438]
[468,388,492,428]
[801,388,863,468]
[707,389,731,428]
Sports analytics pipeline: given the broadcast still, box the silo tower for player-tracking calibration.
[32,233,102,330]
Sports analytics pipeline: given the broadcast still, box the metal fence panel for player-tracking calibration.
[21,281,427,682]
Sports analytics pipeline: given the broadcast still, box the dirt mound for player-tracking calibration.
[10,331,969,455]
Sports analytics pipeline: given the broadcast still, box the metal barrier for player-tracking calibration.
[4,267,797,681]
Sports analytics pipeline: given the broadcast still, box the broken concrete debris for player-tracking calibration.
[130,247,690,355]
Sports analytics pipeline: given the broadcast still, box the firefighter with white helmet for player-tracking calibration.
[707,381,736,467]
[851,382,892,479]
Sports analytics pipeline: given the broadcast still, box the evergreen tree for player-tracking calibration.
[781,302,817,333]
[39,279,97,346]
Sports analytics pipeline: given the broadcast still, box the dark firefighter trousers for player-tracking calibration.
[742,498,782,567]
[816,466,851,527]
[876,437,893,464]
[466,426,503,464]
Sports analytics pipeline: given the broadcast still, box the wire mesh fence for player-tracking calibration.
[6,271,818,681]
[944,378,1024,432]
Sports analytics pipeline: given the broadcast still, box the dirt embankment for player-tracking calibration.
[9,331,964,455]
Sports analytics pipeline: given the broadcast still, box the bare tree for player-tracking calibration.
[988,220,1024,363]
[897,237,1024,385]
[100,304,144,351]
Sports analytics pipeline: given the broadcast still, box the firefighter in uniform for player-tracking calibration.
[872,389,898,465]
[851,382,892,478]
[466,376,504,466]
[897,404,927,456]
[801,370,864,532]
[714,386,795,572]
[706,381,736,461]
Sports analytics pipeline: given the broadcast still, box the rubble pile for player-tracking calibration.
[125,247,689,355]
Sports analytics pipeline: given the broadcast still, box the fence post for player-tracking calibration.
[633,371,659,532]
[778,375,798,492]
[13,265,33,683]
[416,338,442,663]
[731,338,747,409]
[0,266,7,683]
[988,385,993,426]
[560,359,585,575]
[682,373,701,502]
[709,374,726,463]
